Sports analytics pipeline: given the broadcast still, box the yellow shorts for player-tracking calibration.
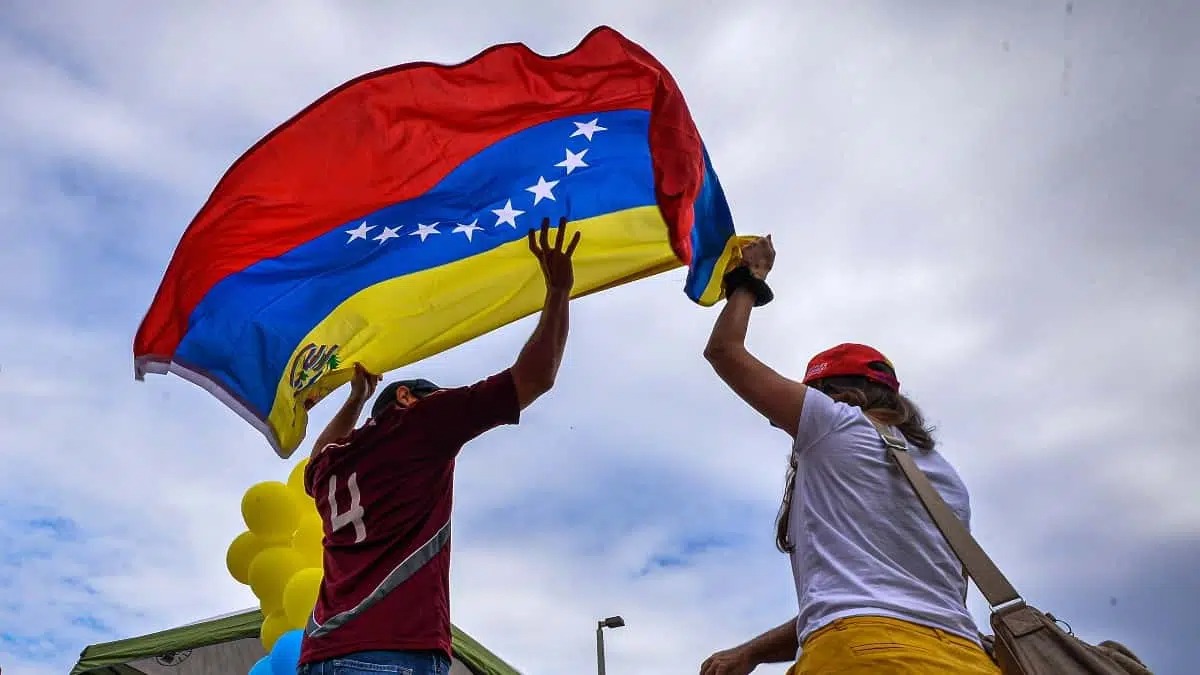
[786,615,1001,674]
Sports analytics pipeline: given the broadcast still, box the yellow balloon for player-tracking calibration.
[242,481,301,542]
[259,588,284,617]
[291,513,324,566]
[299,493,319,522]
[247,546,306,611]
[225,530,265,585]
[282,567,324,629]
[260,610,291,652]
[287,458,310,497]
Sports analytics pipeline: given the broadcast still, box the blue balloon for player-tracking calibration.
[248,655,272,675]
[270,629,304,675]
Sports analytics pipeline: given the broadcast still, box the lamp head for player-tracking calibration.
[600,616,625,629]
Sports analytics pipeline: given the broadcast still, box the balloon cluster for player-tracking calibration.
[226,458,325,674]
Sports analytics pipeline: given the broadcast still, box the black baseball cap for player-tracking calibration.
[370,378,441,418]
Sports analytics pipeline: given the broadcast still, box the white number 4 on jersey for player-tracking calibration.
[327,472,366,543]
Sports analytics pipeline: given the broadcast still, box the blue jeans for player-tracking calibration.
[297,650,450,675]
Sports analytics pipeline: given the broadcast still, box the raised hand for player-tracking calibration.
[739,235,775,280]
[528,216,582,293]
[349,362,380,403]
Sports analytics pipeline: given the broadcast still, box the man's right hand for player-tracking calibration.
[700,646,756,675]
[510,216,579,410]
[528,216,581,294]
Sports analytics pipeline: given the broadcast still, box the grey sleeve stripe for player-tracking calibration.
[305,520,451,639]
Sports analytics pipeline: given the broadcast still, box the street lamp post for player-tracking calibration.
[596,615,625,675]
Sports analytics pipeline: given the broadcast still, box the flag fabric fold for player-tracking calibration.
[133,25,743,457]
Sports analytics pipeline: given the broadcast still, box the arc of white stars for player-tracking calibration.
[409,222,441,242]
[526,176,559,205]
[492,200,524,228]
[372,225,400,244]
[570,118,606,141]
[345,221,375,243]
[452,220,482,242]
[555,148,589,174]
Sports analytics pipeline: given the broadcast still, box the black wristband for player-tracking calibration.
[723,265,774,306]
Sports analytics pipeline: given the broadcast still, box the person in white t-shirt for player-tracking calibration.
[698,236,999,675]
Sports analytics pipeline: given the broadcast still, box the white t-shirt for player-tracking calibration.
[788,386,981,648]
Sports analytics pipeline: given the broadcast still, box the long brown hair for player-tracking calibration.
[774,368,936,554]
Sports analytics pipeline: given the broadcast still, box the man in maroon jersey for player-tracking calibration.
[297,218,581,675]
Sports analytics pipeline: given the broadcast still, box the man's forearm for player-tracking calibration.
[310,396,365,457]
[512,288,570,405]
[740,616,800,665]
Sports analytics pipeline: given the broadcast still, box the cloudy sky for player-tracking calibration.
[1,1,1196,673]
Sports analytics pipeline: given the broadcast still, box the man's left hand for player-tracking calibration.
[349,362,380,403]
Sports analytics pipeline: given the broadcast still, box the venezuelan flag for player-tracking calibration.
[133,26,746,457]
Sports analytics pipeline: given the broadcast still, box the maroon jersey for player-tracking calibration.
[298,370,520,664]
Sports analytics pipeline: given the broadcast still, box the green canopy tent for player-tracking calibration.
[70,608,521,675]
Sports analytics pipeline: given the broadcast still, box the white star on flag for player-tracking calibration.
[570,118,606,141]
[372,225,400,243]
[526,176,559,205]
[555,148,589,174]
[410,222,441,242]
[492,199,524,228]
[345,221,375,243]
[452,220,482,242]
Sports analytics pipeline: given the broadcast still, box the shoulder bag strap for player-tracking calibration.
[865,415,1024,610]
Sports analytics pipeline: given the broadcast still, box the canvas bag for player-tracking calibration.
[865,416,1153,675]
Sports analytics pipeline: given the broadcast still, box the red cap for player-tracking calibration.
[802,343,900,391]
